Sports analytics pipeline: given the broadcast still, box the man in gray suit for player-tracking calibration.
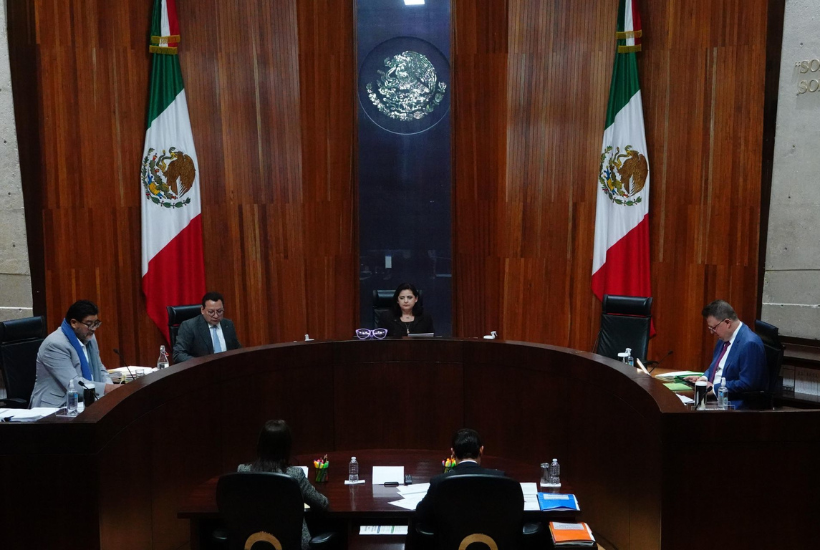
[172,291,241,363]
[30,300,119,408]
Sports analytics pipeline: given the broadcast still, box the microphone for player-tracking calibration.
[644,350,673,373]
[76,379,90,390]
[113,348,138,383]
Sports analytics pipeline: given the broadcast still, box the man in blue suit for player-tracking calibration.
[687,300,768,409]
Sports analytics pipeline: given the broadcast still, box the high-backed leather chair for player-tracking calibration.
[595,295,653,363]
[427,474,526,550]
[166,305,200,349]
[372,289,423,328]
[0,316,47,408]
[216,472,336,550]
[739,320,785,410]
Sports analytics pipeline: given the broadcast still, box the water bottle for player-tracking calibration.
[157,345,169,369]
[348,457,359,482]
[66,380,79,416]
[549,458,560,485]
[718,377,729,410]
[626,348,634,368]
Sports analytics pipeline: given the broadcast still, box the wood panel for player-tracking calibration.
[7,0,358,367]
[9,0,781,371]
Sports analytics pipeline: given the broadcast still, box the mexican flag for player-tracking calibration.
[591,0,651,307]
[140,0,205,343]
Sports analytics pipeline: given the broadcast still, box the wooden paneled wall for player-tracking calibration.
[9,0,777,370]
[452,0,774,369]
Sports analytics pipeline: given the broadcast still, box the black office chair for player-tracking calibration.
[425,474,528,550]
[594,295,653,363]
[216,472,337,550]
[372,289,423,328]
[735,320,785,410]
[0,316,47,409]
[166,304,201,349]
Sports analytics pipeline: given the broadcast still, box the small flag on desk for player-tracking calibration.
[140,0,205,344]
[591,0,652,326]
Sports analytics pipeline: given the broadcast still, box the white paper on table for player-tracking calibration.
[677,394,695,405]
[397,482,429,496]
[1,407,58,421]
[388,492,425,510]
[520,482,537,495]
[523,495,540,511]
[298,466,309,476]
[372,466,404,485]
[359,525,409,535]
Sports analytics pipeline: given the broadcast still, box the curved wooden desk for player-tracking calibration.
[1,338,817,550]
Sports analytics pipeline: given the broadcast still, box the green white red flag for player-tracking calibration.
[141,0,204,343]
[592,0,652,308]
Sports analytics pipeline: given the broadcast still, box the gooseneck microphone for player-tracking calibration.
[113,348,138,383]
[645,350,673,373]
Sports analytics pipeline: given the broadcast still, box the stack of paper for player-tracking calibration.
[107,366,157,383]
[0,407,59,422]
[359,525,408,535]
[389,483,429,510]
[549,522,596,547]
[537,493,580,512]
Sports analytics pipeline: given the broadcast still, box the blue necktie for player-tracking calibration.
[212,326,222,353]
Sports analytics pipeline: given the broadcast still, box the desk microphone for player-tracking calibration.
[645,350,673,373]
[113,348,138,383]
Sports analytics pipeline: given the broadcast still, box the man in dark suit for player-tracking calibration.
[172,291,241,363]
[414,428,505,529]
[686,300,768,409]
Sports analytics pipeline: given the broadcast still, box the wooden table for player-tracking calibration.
[179,449,578,549]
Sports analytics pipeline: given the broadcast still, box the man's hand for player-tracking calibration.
[683,375,705,383]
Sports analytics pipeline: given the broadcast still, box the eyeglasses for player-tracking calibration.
[205,309,224,317]
[707,319,728,333]
[355,328,387,340]
[77,320,102,330]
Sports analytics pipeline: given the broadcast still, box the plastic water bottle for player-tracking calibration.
[718,377,729,410]
[549,458,560,485]
[348,457,359,482]
[66,380,79,416]
[626,348,634,368]
[157,345,169,369]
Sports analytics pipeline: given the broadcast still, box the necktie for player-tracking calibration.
[212,326,222,353]
[709,341,730,383]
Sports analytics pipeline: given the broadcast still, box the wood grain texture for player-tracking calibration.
[452,0,775,369]
[8,0,358,367]
[8,0,780,370]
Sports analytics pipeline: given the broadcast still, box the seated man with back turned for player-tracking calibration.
[685,300,768,409]
[30,300,119,408]
[172,291,241,363]
[414,428,505,529]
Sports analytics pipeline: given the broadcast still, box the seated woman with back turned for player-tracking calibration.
[238,420,329,550]
[377,282,435,337]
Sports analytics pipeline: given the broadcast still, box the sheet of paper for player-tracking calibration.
[654,370,702,379]
[1,407,58,421]
[359,525,409,535]
[372,466,404,485]
[523,495,540,510]
[388,493,424,510]
[520,482,537,495]
[298,466,308,476]
[677,394,695,405]
[397,482,429,496]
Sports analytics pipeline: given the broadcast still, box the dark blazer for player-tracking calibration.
[172,314,241,363]
[414,461,505,527]
[377,311,435,337]
[704,322,768,409]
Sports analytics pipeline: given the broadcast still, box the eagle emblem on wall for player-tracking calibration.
[366,51,447,121]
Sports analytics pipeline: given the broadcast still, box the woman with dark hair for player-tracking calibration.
[377,282,435,337]
[238,420,329,549]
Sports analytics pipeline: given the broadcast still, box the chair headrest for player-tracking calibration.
[602,295,652,316]
[754,320,783,349]
[166,305,201,325]
[0,316,46,344]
